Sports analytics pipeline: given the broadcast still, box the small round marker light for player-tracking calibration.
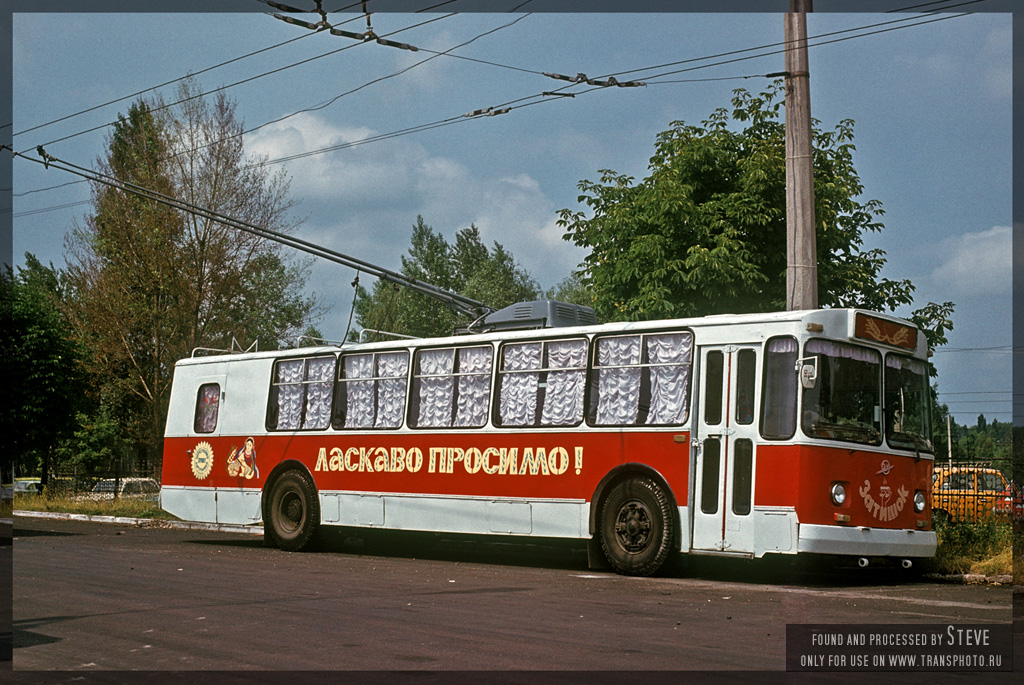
[914,491,926,513]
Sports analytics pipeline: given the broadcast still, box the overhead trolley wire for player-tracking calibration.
[591,5,982,85]
[11,10,528,203]
[7,143,494,319]
[13,29,318,140]
[253,10,979,169]
[10,8,981,209]
[18,11,459,155]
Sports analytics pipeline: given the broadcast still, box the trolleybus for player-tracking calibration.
[161,303,936,576]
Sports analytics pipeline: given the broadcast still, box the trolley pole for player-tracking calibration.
[785,0,818,311]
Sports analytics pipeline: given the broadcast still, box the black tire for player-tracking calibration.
[599,477,675,576]
[265,470,320,551]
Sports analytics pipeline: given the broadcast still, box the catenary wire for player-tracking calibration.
[9,9,981,209]
[19,12,459,155]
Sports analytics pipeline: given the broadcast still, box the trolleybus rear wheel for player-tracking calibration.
[599,477,674,576]
[266,469,320,551]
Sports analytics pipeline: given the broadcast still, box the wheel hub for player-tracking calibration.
[614,500,652,553]
[281,493,303,526]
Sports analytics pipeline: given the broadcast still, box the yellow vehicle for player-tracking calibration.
[931,466,1008,523]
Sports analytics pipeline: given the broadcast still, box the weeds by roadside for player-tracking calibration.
[14,494,178,520]
[927,518,1014,577]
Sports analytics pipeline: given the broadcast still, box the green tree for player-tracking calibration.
[1,255,89,483]
[558,83,940,326]
[64,86,318,470]
[354,217,540,340]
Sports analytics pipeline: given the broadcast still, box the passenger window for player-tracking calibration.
[701,438,721,514]
[589,332,692,426]
[497,339,587,427]
[735,349,756,425]
[704,351,724,426]
[760,337,798,439]
[410,345,493,428]
[267,356,337,431]
[194,383,220,434]
[335,350,410,430]
[732,439,753,516]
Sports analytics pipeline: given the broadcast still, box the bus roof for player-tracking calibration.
[173,308,924,367]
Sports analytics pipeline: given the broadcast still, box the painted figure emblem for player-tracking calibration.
[227,437,259,479]
[191,441,213,480]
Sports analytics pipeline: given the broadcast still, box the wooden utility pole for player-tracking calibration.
[785,0,818,311]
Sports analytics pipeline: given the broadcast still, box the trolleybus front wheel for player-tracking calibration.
[599,477,674,576]
[266,469,320,551]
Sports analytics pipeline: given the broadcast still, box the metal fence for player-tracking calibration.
[43,470,162,499]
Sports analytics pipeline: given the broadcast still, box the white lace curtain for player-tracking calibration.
[596,336,642,425]
[412,346,494,428]
[303,356,336,429]
[344,354,376,428]
[645,333,692,425]
[342,351,410,429]
[416,348,456,428]
[540,339,587,425]
[273,356,337,431]
[499,342,542,426]
[376,351,409,428]
[595,333,693,425]
[455,346,492,427]
[498,339,587,427]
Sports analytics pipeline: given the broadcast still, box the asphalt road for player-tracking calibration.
[9,516,1021,675]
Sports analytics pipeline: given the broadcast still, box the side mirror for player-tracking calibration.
[796,356,818,389]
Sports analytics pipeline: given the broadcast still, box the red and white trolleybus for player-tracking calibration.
[161,304,936,576]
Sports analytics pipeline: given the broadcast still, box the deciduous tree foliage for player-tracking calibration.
[63,84,318,467]
[1,256,88,482]
[558,83,927,322]
[353,217,539,340]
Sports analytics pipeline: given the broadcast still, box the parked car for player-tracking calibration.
[14,479,42,497]
[82,477,160,503]
[931,466,1008,524]
[993,482,1022,521]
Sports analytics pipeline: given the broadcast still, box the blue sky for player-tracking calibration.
[7,3,1014,427]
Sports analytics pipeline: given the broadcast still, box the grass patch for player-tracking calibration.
[1014,523,1024,586]
[929,519,1013,576]
[14,494,179,520]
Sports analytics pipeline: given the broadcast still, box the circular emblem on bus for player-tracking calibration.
[191,441,214,480]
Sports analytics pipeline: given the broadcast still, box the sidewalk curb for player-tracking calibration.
[11,510,263,536]
[922,572,1015,587]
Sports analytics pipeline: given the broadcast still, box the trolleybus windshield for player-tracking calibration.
[801,339,882,445]
[884,354,933,452]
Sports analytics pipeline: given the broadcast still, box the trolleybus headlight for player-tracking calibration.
[830,482,847,506]
[914,491,926,513]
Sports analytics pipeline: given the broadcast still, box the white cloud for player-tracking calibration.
[930,226,1011,296]
[245,112,584,302]
[979,25,1012,100]
[245,112,428,206]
